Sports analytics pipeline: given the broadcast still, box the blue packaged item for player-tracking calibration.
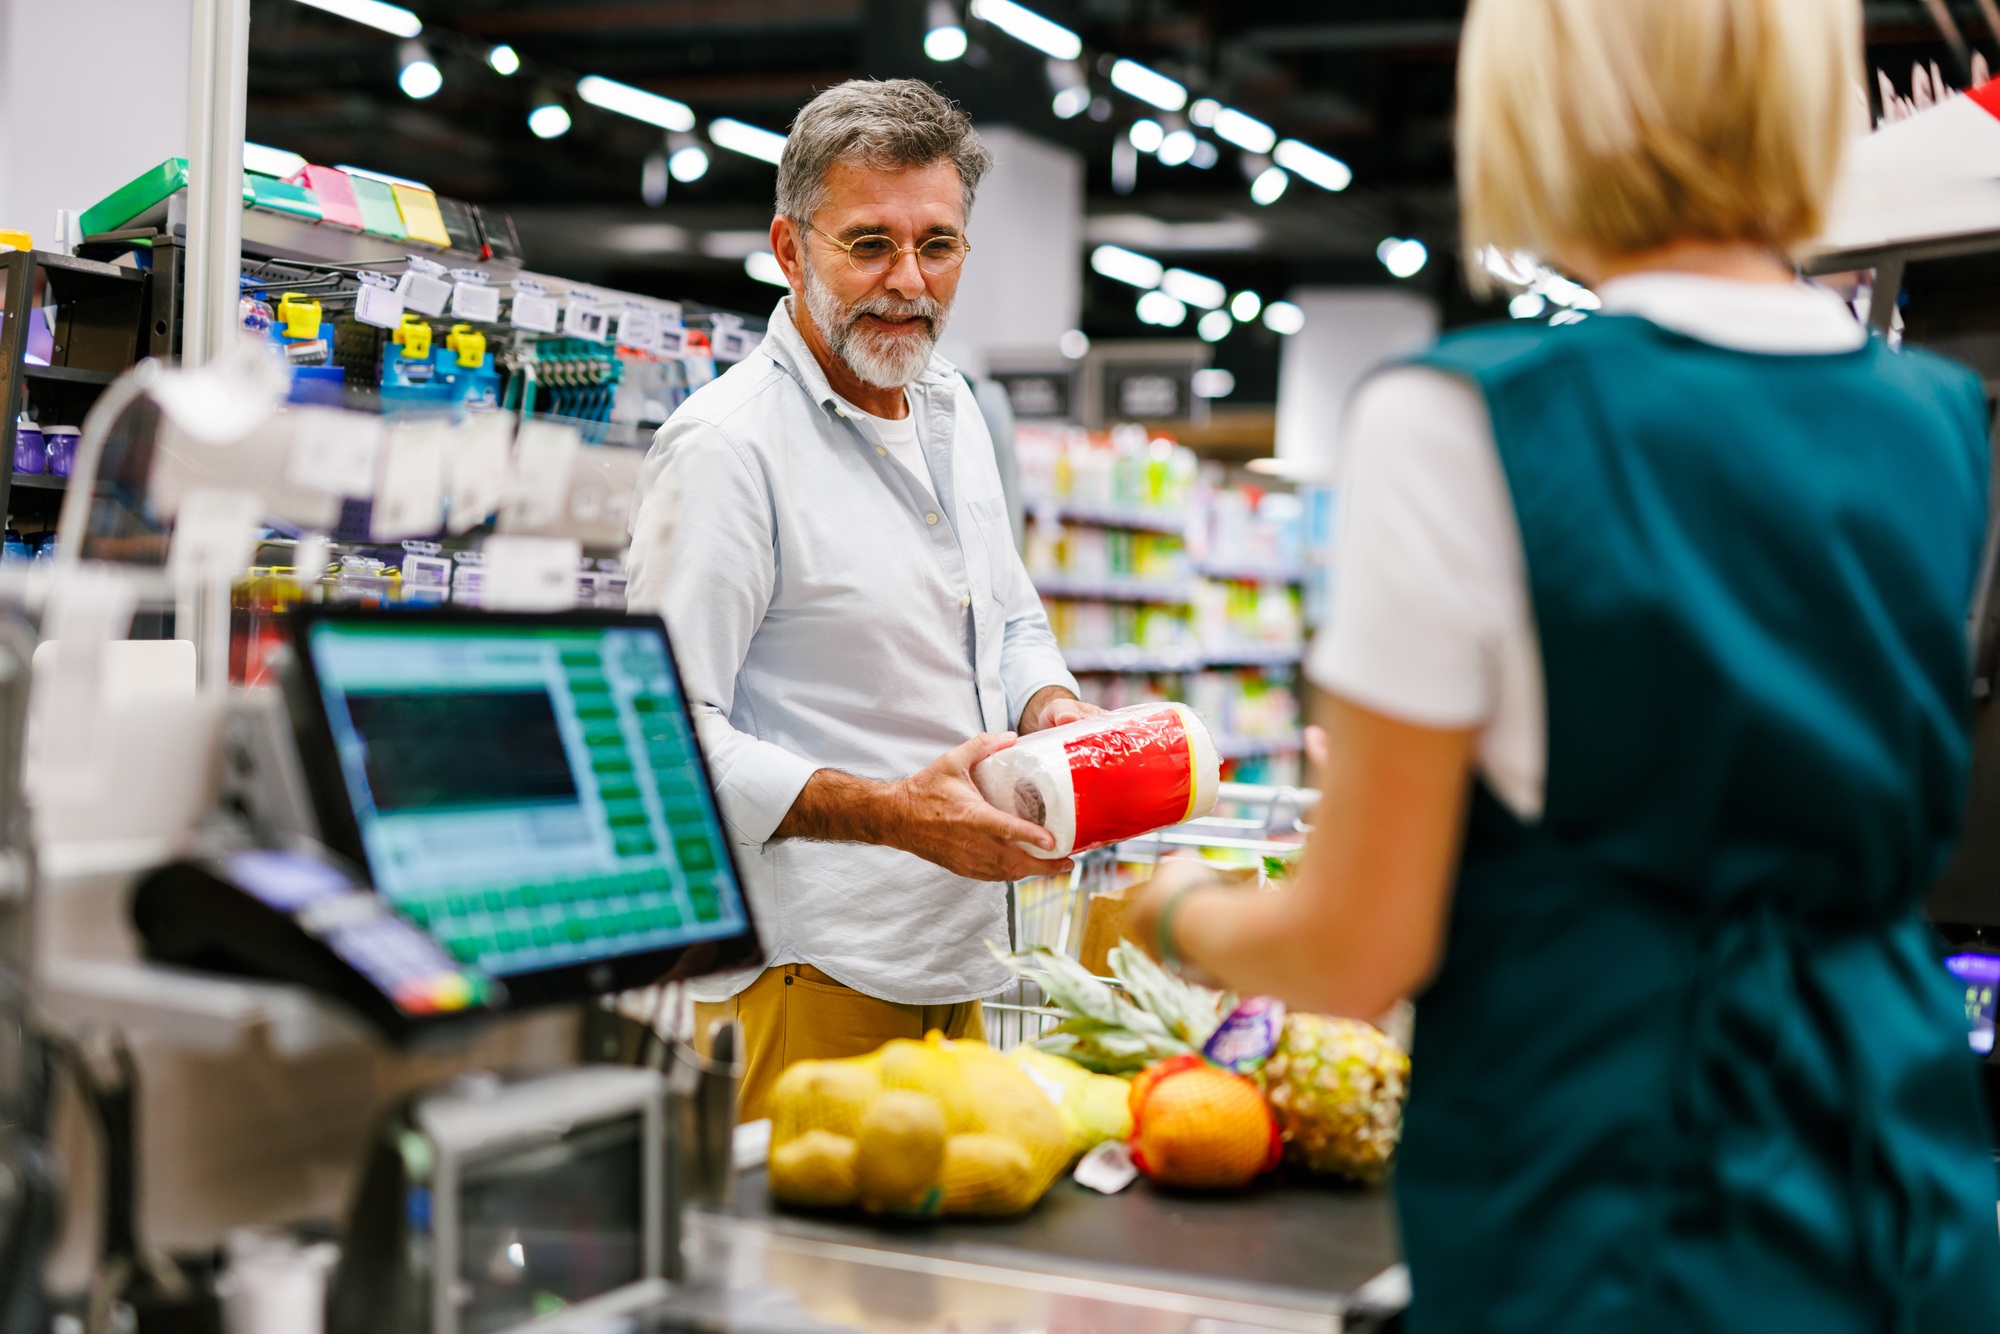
[44,427,78,478]
[12,419,42,475]
[289,366,346,407]
[1203,996,1287,1074]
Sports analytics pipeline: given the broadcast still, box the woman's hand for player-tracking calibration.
[1127,856,1225,964]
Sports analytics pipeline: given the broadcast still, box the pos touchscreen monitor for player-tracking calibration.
[284,606,761,1012]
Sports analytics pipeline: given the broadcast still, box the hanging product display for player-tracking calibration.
[973,702,1220,860]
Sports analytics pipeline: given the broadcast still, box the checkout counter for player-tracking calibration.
[12,593,1406,1334]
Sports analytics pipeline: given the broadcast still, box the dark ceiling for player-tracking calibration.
[245,0,1995,397]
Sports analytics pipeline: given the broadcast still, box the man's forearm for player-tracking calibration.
[1018,684,1079,733]
[773,768,908,844]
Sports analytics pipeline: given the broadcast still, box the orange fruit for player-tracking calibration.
[1129,1055,1282,1190]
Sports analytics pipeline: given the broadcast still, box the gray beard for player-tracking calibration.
[800,261,949,390]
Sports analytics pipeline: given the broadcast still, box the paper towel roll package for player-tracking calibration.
[973,703,1221,859]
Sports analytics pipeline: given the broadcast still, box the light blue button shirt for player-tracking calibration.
[625,299,1077,1005]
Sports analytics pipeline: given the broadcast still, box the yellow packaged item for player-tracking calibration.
[767,1033,1071,1218]
[392,314,432,359]
[389,183,453,249]
[1006,1045,1132,1159]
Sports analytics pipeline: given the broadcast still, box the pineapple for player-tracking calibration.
[993,940,1232,1075]
[1263,1012,1409,1182]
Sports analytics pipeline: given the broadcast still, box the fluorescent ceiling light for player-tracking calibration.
[398,43,441,100]
[1189,98,1220,128]
[1262,300,1305,335]
[1196,310,1231,343]
[1274,139,1351,192]
[1110,59,1187,112]
[244,143,306,178]
[1378,237,1428,278]
[969,0,1081,61]
[925,25,968,60]
[1090,244,1164,289]
[1212,108,1277,155]
[1160,268,1226,309]
[1229,289,1262,322]
[528,103,571,138]
[605,223,690,253]
[746,251,790,287]
[337,164,430,189]
[710,118,787,164]
[701,230,772,259]
[488,44,520,76]
[668,145,710,182]
[1135,290,1187,327]
[576,75,695,132]
[1052,86,1090,118]
[1157,130,1197,167]
[1128,119,1165,153]
[1190,140,1219,169]
[1085,215,1263,252]
[1059,329,1091,359]
[1249,166,1288,205]
[294,0,421,38]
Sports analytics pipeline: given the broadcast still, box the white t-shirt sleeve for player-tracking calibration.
[1306,366,1547,818]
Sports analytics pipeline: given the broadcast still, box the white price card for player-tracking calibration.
[371,420,450,539]
[499,419,580,532]
[484,535,581,611]
[451,280,502,324]
[397,268,452,317]
[563,299,610,342]
[511,291,559,333]
[656,321,687,356]
[354,282,405,329]
[285,406,384,499]
[615,306,661,352]
[448,411,515,534]
[171,487,263,585]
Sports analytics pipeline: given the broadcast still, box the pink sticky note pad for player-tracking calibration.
[290,165,363,231]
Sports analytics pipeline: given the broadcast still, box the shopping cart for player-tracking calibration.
[984,780,1319,1050]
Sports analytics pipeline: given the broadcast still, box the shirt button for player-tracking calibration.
[925,512,939,525]
[875,446,886,456]
[960,594,971,609]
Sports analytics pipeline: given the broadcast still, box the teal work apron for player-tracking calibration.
[1398,315,2000,1333]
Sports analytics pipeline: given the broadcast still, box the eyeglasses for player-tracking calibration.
[806,222,971,276]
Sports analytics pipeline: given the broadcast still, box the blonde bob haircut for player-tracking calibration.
[1457,0,1862,281]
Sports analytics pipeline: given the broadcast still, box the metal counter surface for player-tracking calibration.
[636,1165,1403,1333]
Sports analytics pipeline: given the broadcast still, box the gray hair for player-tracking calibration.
[776,79,993,224]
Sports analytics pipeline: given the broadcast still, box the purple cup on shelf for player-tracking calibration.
[12,422,43,476]
[44,427,79,478]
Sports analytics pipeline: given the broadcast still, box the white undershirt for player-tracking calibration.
[839,391,935,504]
[1306,274,1868,819]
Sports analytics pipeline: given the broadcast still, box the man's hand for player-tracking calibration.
[889,733,1075,880]
[1020,685,1107,734]
[773,733,1074,881]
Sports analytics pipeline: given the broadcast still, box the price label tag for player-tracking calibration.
[397,268,452,317]
[616,306,662,352]
[371,420,450,539]
[510,290,558,333]
[354,282,405,329]
[286,406,384,498]
[499,419,580,532]
[563,299,610,342]
[451,279,501,324]
[448,411,515,534]
[656,321,687,356]
[484,535,581,611]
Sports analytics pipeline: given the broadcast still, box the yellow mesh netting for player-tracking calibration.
[768,1033,1073,1218]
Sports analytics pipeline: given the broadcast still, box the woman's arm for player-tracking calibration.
[1129,690,1477,1018]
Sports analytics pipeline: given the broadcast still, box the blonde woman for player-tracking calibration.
[1132,0,2000,1328]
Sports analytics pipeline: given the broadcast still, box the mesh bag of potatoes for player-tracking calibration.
[768,1033,1073,1218]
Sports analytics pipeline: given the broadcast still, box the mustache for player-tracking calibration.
[844,293,943,337]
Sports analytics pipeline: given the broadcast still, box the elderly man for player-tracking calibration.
[625,79,1097,1118]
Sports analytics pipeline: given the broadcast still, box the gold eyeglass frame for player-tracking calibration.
[804,221,972,276]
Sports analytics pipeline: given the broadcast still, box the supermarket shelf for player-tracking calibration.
[1062,646,1204,674]
[1033,501,1189,535]
[1196,563,1303,585]
[10,473,66,491]
[1033,574,1193,604]
[23,364,118,387]
[1060,644,1303,673]
[1215,733,1304,759]
[1202,643,1303,667]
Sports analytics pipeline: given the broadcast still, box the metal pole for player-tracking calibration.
[182,0,250,368]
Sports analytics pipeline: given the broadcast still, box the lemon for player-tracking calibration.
[770,1058,881,1146]
[855,1090,948,1213]
[940,1133,1039,1216]
[769,1130,859,1208]
[878,1038,977,1132]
